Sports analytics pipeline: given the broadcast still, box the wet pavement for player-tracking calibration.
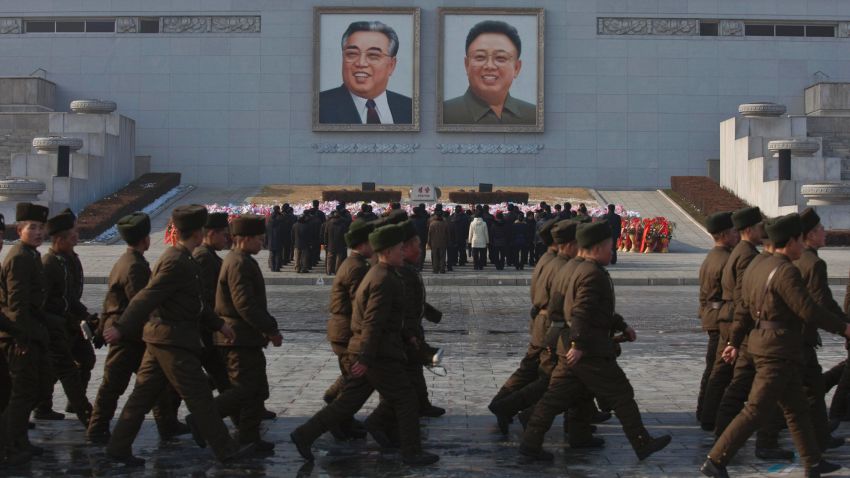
[6,285,850,477]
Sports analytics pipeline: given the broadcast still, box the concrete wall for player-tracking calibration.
[0,113,49,175]
[1,1,849,188]
[0,77,55,112]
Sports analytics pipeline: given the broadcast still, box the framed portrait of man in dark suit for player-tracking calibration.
[313,7,420,132]
[437,8,544,133]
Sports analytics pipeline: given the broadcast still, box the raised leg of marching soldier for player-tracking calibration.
[88,340,184,443]
[35,315,91,425]
[701,323,735,430]
[490,345,543,407]
[801,345,835,451]
[707,356,826,474]
[214,347,269,447]
[66,332,96,413]
[0,339,51,464]
[713,343,792,460]
[697,330,720,423]
[520,356,668,461]
[293,358,428,463]
[108,344,247,463]
[826,357,850,421]
[323,342,348,404]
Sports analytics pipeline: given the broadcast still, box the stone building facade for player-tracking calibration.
[0,0,849,188]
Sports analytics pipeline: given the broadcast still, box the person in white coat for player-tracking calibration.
[467,214,490,270]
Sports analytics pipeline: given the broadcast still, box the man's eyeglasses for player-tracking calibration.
[343,49,392,64]
[468,52,514,67]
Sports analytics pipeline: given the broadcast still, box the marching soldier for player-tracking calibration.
[0,204,52,466]
[213,215,283,452]
[103,205,251,466]
[88,213,188,444]
[37,209,93,425]
[697,212,738,428]
[702,213,850,478]
[701,207,761,430]
[489,220,580,433]
[714,225,791,460]
[399,219,445,417]
[519,222,671,463]
[488,218,558,431]
[291,224,439,466]
[793,208,846,450]
[324,219,374,403]
[193,212,233,394]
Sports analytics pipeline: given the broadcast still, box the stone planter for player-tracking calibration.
[70,99,117,114]
[0,178,46,202]
[801,182,850,205]
[32,136,83,154]
[767,139,820,157]
[738,102,786,118]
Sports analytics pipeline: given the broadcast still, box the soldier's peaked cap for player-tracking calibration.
[576,221,611,249]
[345,219,374,248]
[800,207,820,235]
[205,212,230,230]
[731,207,761,230]
[551,220,578,244]
[230,215,265,236]
[117,212,151,244]
[47,208,76,236]
[171,204,208,232]
[765,213,802,245]
[706,211,734,234]
[369,224,404,252]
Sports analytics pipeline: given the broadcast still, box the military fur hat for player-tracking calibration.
[399,220,418,242]
[205,212,230,230]
[171,204,208,233]
[551,220,578,244]
[117,212,151,244]
[386,209,409,225]
[344,219,374,248]
[369,224,405,252]
[230,215,265,236]
[765,213,802,246]
[576,221,612,249]
[47,208,76,236]
[706,211,734,234]
[800,207,821,235]
[732,207,761,231]
[16,202,49,223]
[539,218,559,246]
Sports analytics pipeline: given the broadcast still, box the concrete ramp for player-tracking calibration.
[597,190,713,253]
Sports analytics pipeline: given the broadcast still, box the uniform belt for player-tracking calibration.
[708,301,725,310]
[754,320,786,330]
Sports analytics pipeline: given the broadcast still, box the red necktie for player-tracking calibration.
[366,99,381,124]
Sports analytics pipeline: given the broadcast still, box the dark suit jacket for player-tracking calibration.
[319,85,412,124]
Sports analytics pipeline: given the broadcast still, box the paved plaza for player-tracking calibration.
[6,284,850,478]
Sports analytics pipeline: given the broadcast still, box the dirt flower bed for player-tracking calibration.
[74,173,181,240]
[670,176,749,219]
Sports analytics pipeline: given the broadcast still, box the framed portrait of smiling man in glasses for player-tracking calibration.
[313,7,420,131]
[437,8,544,133]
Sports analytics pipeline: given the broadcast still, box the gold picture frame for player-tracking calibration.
[437,7,545,133]
[312,6,421,132]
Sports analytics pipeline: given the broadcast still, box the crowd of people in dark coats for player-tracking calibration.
[263,199,617,274]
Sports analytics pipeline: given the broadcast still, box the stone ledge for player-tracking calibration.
[70,99,117,114]
[767,139,820,157]
[738,102,786,118]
